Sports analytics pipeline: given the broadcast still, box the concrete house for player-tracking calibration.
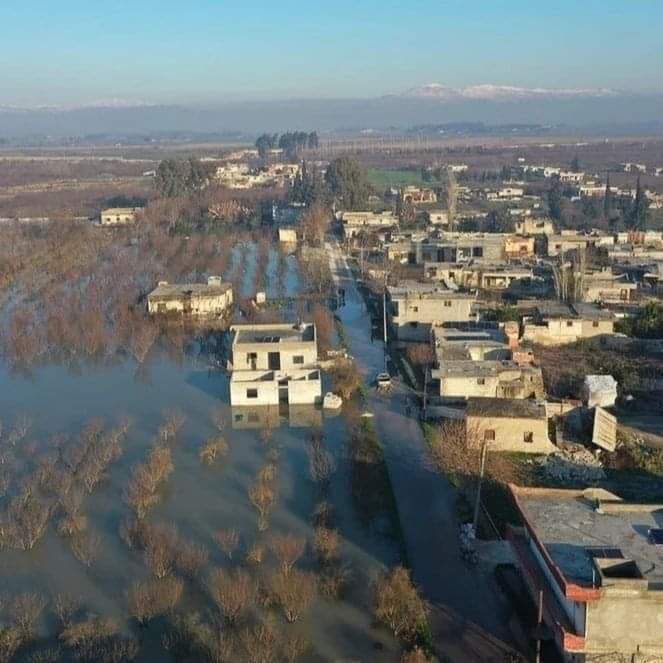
[387,283,476,343]
[100,207,141,226]
[401,186,437,204]
[147,277,233,317]
[229,323,321,406]
[424,262,534,291]
[465,397,553,453]
[432,361,544,404]
[508,485,663,661]
[515,217,555,236]
[522,303,615,346]
[338,210,398,239]
[582,270,638,304]
[505,235,536,259]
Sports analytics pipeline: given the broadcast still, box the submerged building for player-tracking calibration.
[229,322,322,407]
[147,277,233,317]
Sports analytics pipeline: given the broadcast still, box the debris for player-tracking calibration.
[323,392,343,410]
[582,375,618,408]
[539,444,606,483]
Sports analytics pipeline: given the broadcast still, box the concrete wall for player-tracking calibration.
[585,592,663,657]
[467,415,553,453]
[230,370,321,406]
[230,378,279,406]
[232,344,318,371]
[100,209,136,225]
[392,296,475,342]
[148,291,233,316]
[522,319,614,346]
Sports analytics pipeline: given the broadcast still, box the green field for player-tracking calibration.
[367,167,427,189]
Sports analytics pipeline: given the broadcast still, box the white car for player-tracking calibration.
[376,372,392,389]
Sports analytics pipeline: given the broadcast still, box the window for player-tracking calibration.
[523,432,534,444]
[246,388,258,399]
[293,355,304,364]
[592,321,599,328]
[566,321,573,327]
[409,321,419,328]
[477,378,485,385]
[444,300,452,307]
[247,352,257,365]
[473,247,483,257]
[412,306,419,313]
[484,430,495,441]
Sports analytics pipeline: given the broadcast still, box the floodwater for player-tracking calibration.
[0,241,400,662]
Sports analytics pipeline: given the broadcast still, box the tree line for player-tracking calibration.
[255,131,319,159]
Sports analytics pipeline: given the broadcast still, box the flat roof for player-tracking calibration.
[388,282,475,300]
[514,487,663,587]
[148,281,232,300]
[232,322,315,344]
[434,360,525,378]
[466,397,546,419]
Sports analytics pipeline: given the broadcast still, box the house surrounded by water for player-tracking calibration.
[147,277,233,317]
[229,322,322,406]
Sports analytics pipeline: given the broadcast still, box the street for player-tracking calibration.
[326,241,521,661]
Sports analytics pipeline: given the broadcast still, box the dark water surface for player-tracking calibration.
[0,351,401,660]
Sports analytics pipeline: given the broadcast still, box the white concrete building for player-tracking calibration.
[147,277,233,317]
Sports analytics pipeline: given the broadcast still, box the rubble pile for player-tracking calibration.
[538,445,606,483]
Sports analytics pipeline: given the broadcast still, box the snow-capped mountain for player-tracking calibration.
[401,83,618,101]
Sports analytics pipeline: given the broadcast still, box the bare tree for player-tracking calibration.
[175,540,209,578]
[268,569,316,623]
[307,431,336,488]
[328,358,362,400]
[238,617,279,663]
[199,437,229,466]
[144,523,178,579]
[401,646,434,663]
[7,494,51,550]
[281,631,310,663]
[128,577,183,626]
[248,481,276,532]
[313,526,341,565]
[446,167,458,232]
[53,593,79,632]
[215,528,240,560]
[208,568,255,626]
[10,592,47,640]
[245,542,265,566]
[319,564,352,599]
[268,534,306,576]
[159,409,186,442]
[374,566,428,644]
[70,529,101,567]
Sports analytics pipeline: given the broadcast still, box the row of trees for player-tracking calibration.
[548,175,650,230]
[155,158,216,198]
[255,131,319,159]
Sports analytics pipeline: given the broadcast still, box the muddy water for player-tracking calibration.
[0,347,402,661]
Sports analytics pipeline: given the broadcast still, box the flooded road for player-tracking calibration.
[326,241,520,660]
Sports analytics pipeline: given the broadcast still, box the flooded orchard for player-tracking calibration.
[0,241,403,661]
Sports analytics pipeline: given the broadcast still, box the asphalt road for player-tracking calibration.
[326,242,521,661]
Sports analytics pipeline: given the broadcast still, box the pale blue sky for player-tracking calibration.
[1,1,662,106]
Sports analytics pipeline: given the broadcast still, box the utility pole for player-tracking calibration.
[535,589,543,663]
[472,439,488,532]
[382,273,388,370]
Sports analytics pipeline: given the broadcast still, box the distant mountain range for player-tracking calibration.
[0,85,662,142]
[398,83,620,101]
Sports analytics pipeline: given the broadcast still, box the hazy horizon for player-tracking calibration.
[2,1,663,108]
